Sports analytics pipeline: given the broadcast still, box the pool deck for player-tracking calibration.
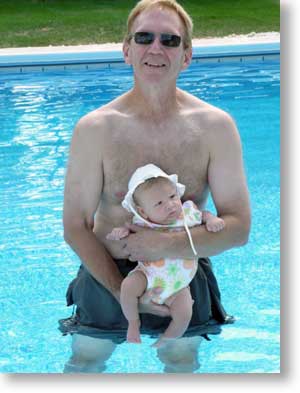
[0,32,280,70]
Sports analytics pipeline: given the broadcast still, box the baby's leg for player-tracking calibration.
[120,270,147,343]
[152,287,194,348]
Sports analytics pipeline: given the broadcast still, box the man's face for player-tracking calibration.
[123,7,192,84]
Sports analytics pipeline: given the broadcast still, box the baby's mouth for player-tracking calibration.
[168,210,179,218]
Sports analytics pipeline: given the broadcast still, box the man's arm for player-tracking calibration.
[124,111,251,260]
[63,114,123,302]
[172,111,251,258]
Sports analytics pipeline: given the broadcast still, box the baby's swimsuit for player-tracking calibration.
[129,200,202,304]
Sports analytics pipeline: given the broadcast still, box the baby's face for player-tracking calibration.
[137,181,182,224]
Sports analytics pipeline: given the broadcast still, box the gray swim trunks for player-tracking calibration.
[59,258,234,343]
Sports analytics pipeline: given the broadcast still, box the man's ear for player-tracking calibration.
[123,40,132,65]
[181,46,192,71]
[136,206,148,219]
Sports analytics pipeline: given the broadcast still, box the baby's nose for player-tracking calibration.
[166,202,175,211]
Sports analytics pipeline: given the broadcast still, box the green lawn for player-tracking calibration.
[0,0,280,48]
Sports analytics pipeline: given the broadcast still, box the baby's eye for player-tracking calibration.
[155,201,162,207]
[170,194,176,199]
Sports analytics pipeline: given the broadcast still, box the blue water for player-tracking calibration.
[0,58,280,373]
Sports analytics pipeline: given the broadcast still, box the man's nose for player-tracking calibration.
[148,36,164,53]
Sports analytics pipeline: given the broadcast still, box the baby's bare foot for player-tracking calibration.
[127,320,141,344]
[206,217,225,232]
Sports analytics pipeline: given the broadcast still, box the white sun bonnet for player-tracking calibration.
[122,163,185,216]
[122,163,197,256]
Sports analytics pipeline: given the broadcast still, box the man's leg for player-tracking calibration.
[64,334,117,373]
[156,335,203,373]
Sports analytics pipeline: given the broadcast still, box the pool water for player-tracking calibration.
[0,58,280,373]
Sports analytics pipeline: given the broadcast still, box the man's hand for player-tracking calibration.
[123,223,172,262]
[138,287,170,317]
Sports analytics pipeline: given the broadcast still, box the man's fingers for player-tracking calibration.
[139,302,170,317]
[150,304,170,317]
[141,287,163,302]
[151,286,163,295]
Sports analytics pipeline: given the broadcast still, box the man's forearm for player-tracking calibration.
[64,225,123,302]
[169,214,250,258]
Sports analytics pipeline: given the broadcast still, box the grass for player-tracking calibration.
[0,0,280,48]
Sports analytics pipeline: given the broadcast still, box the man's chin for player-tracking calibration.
[136,69,168,82]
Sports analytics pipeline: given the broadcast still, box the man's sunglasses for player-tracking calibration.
[132,32,181,48]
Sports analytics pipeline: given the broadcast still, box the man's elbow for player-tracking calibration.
[236,218,251,247]
[63,226,74,246]
[63,221,78,246]
[63,216,93,245]
[237,231,249,247]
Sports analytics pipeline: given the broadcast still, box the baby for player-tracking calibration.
[106,164,225,347]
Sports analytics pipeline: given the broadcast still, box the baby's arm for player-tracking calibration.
[202,210,225,232]
[106,227,130,240]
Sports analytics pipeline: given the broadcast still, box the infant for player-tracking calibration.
[106,164,225,347]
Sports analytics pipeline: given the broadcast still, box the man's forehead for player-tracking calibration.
[132,7,183,34]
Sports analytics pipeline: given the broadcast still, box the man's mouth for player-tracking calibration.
[144,62,166,68]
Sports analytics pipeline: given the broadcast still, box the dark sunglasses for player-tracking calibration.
[132,32,181,48]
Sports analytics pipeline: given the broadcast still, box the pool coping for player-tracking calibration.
[0,42,280,68]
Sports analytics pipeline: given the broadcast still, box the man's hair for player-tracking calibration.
[133,176,173,206]
[124,0,193,50]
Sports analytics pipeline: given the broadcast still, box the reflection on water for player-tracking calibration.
[63,334,203,374]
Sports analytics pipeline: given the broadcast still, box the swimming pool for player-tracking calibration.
[0,48,280,373]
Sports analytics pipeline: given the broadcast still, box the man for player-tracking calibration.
[61,0,250,373]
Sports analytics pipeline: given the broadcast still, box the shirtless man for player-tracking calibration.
[62,0,250,373]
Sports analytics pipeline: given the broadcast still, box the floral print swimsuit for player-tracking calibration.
[129,201,202,304]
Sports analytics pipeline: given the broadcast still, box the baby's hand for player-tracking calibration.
[106,227,130,240]
[205,217,225,233]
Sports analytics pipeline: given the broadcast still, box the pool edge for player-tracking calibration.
[0,42,280,70]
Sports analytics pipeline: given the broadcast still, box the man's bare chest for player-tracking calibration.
[101,124,210,205]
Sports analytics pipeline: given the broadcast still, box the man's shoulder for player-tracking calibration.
[76,105,119,130]
[179,91,238,149]
[74,98,128,138]
[182,91,234,126]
